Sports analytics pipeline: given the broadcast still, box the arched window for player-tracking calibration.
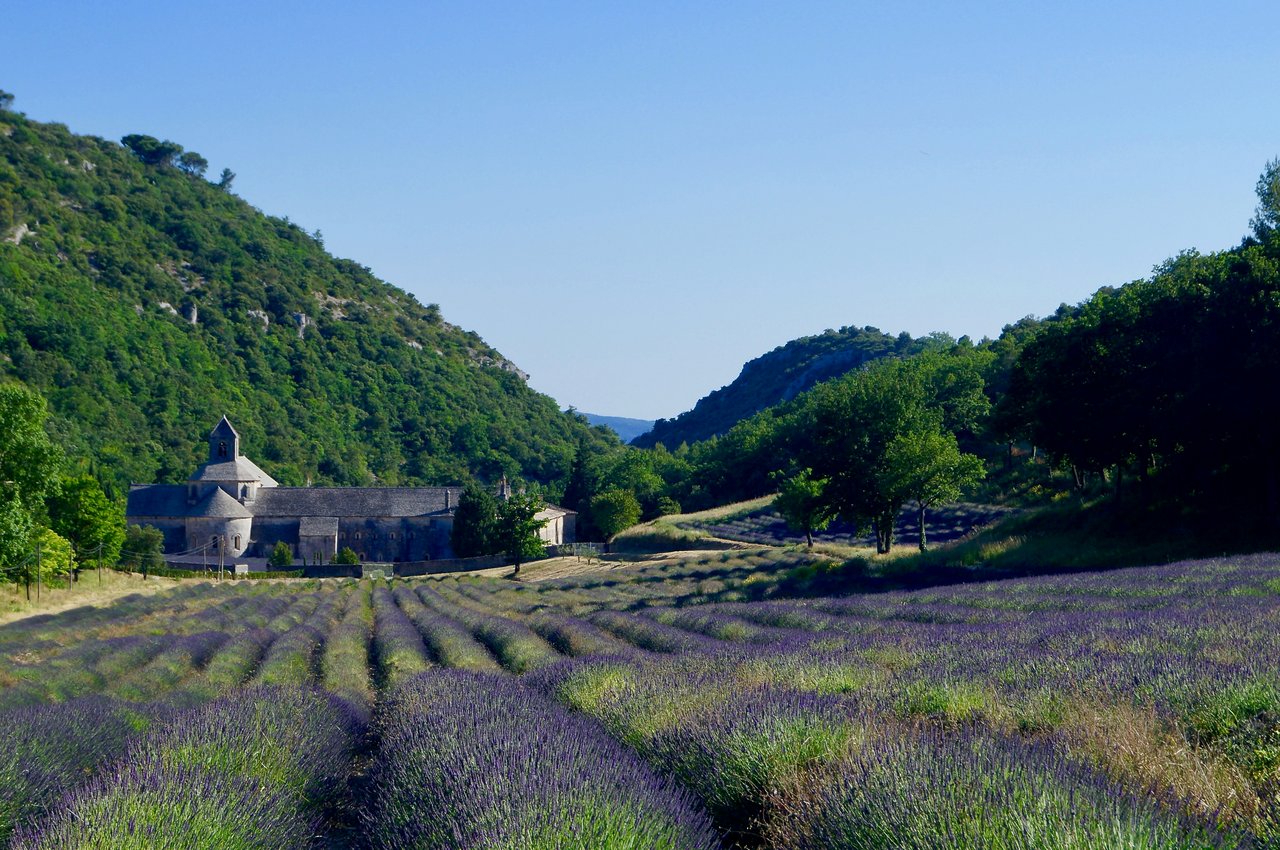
[234,535,241,550]
[218,440,228,458]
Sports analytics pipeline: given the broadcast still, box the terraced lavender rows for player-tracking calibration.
[2,556,1279,848]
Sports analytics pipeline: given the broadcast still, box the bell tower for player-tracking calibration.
[209,416,240,462]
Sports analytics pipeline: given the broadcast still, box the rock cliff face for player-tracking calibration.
[0,107,615,494]
[633,326,920,448]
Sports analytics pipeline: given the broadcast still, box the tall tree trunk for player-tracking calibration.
[918,502,928,552]
[805,527,813,548]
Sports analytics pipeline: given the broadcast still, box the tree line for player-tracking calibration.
[0,383,129,589]
[565,160,1280,550]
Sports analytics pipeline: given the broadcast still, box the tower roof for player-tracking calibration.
[189,456,279,487]
[187,487,253,519]
[209,415,239,440]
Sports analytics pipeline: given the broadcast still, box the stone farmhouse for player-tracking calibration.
[126,417,575,564]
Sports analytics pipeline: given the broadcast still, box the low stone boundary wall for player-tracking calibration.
[394,554,511,576]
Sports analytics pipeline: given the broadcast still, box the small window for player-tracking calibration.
[218,440,228,458]
[339,532,346,541]
[234,535,241,549]
[390,532,397,540]
[355,532,361,541]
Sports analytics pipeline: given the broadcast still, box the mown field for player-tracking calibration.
[1,549,1278,849]
[673,500,1015,550]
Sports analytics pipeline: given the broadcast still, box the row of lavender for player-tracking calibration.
[0,580,375,845]
[5,554,1280,847]
[432,555,1280,847]
[2,577,726,849]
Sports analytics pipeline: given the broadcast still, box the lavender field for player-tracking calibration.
[1,552,1278,848]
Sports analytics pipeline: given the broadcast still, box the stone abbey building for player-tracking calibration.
[126,417,575,564]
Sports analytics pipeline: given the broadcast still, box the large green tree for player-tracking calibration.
[31,527,75,584]
[772,468,833,548]
[120,524,164,573]
[0,383,62,579]
[493,493,548,577]
[46,474,125,564]
[451,484,499,558]
[793,353,989,553]
[1252,157,1280,238]
[590,488,641,543]
[881,430,985,551]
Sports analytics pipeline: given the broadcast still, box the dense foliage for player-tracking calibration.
[998,162,1280,529]
[0,101,615,500]
[0,383,61,577]
[634,325,923,448]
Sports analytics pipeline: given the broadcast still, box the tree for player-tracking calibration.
[493,493,548,577]
[31,527,75,584]
[177,151,208,177]
[334,547,360,565]
[120,524,164,573]
[268,540,294,568]
[787,352,993,553]
[772,468,834,548]
[590,489,641,542]
[121,134,184,167]
[560,442,599,537]
[882,430,985,551]
[46,475,125,565]
[452,484,498,558]
[1252,158,1280,239]
[217,168,236,191]
[0,90,14,112]
[0,384,63,581]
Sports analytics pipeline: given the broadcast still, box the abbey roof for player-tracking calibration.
[189,456,279,486]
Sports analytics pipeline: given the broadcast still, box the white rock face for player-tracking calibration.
[4,222,32,245]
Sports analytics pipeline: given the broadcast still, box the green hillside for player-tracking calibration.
[633,325,921,448]
[0,103,615,497]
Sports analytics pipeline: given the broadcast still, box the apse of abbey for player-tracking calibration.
[125,417,575,564]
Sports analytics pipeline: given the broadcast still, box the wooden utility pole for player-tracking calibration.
[35,541,41,603]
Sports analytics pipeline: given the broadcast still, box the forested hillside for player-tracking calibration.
[0,100,615,497]
[633,325,921,448]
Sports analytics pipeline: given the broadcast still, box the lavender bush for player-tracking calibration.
[362,670,720,850]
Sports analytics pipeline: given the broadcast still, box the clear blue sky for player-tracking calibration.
[6,2,1279,419]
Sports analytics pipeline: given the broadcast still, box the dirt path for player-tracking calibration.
[453,548,758,583]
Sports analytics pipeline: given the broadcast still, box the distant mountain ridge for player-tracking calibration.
[582,413,656,443]
[632,326,922,448]
[0,103,615,495]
